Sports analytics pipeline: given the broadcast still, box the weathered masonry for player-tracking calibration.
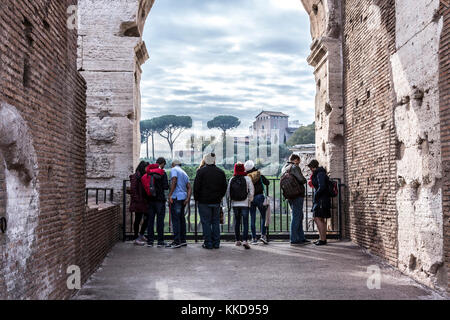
[302,0,448,292]
[0,0,120,299]
[0,0,449,300]
[77,0,154,201]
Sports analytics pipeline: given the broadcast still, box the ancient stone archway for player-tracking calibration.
[77,0,447,291]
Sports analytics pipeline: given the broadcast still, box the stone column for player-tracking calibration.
[77,0,154,201]
[302,0,345,232]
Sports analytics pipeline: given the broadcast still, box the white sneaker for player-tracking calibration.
[260,236,268,245]
[134,239,146,246]
[251,238,258,245]
[235,241,242,246]
[243,241,251,249]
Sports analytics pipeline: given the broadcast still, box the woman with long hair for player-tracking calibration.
[129,160,150,245]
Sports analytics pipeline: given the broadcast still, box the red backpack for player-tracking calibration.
[143,173,157,198]
[328,177,339,198]
[141,164,164,198]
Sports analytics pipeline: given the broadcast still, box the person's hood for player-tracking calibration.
[247,169,261,184]
[146,163,165,176]
[234,163,247,176]
[314,167,327,176]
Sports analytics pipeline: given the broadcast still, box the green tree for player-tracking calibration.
[287,122,315,146]
[154,115,193,158]
[140,118,160,161]
[207,115,241,165]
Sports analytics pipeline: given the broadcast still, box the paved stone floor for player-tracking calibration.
[74,240,446,300]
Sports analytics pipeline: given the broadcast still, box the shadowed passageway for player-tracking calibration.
[74,241,444,300]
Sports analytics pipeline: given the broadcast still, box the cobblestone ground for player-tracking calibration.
[74,240,446,300]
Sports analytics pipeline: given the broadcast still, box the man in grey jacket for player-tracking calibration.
[281,154,310,245]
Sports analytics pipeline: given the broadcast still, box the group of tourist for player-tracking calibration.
[128,152,331,249]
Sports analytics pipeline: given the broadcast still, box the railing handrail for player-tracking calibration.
[86,188,114,205]
[121,175,342,241]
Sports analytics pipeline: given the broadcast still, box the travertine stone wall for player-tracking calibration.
[77,0,153,200]
[391,0,445,289]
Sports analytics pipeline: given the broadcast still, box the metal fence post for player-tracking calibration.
[122,180,127,242]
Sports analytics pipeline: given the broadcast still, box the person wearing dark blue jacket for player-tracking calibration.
[308,160,331,246]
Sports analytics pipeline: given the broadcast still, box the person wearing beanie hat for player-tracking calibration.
[204,152,216,165]
[244,160,254,172]
[194,153,227,249]
[281,154,309,246]
[227,162,254,249]
[245,160,270,245]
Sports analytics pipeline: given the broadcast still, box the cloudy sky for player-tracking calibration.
[140,0,314,157]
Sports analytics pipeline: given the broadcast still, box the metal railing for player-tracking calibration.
[122,178,342,242]
[86,188,114,205]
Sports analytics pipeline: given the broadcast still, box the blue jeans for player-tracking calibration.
[250,194,267,239]
[198,203,221,248]
[170,200,186,244]
[288,197,305,243]
[233,207,250,242]
[147,201,166,244]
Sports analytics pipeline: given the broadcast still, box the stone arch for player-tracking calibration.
[0,102,40,299]
[78,0,338,199]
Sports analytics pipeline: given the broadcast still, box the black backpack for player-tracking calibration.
[229,176,248,201]
[280,165,302,200]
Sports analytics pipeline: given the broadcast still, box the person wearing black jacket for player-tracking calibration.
[194,153,227,249]
[244,160,270,245]
[144,157,169,248]
[308,159,331,246]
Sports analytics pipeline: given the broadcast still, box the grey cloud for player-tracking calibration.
[141,0,315,126]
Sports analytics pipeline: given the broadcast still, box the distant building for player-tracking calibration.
[249,110,299,144]
[289,144,316,180]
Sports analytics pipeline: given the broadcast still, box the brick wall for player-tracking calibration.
[439,1,450,293]
[77,205,121,288]
[0,157,5,299]
[0,0,120,299]
[342,0,398,264]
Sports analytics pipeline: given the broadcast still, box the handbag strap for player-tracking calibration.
[260,175,267,197]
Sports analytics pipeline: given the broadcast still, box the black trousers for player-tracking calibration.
[134,212,148,239]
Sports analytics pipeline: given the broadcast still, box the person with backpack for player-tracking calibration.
[227,162,255,249]
[167,159,191,249]
[193,153,227,249]
[280,154,309,246]
[307,159,332,246]
[142,157,169,248]
[244,160,270,245]
[129,161,150,245]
